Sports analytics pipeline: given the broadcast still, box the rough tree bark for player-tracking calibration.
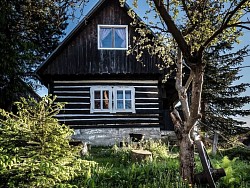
[171,109,195,184]
[170,49,205,185]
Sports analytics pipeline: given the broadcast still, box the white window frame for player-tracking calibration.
[113,86,135,113]
[90,86,112,113]
[90,86,135,113]
[97,25,128,50]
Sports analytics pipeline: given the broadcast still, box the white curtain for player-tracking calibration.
[115,28,126,48]
[99,28,111,47]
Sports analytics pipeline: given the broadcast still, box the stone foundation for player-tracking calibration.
[72,127,162,146]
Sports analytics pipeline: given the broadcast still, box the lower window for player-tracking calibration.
[90,86,135,113]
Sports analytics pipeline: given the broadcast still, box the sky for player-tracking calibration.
[37,0,250,126]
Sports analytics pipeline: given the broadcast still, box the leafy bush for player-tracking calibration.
[214,156,250,188]
[0,96,94,188]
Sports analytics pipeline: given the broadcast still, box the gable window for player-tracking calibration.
[98,25,128,50]
[90,86,135,113]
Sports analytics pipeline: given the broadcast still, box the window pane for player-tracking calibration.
[94,100,101,109]
[117,100,123,109]
[100,28,112,48]
[125,90,131,99]
[125,100,131,109]
[117,90,123,99]
[103,90,109,109]
[114,28,126,48]
[94,91,100,99]
[103,100,109,109]
[103,90,109,99]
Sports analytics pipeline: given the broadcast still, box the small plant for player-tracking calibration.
[142,139,169,160]
[110,144,132,166]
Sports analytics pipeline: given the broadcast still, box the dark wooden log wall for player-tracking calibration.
[39,0,162,79]
[53,79,163,129]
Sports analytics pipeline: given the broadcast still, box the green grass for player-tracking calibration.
[66,142,250,188]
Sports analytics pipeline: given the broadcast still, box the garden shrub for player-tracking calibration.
[214,156,250,188]
[0,96,95,188]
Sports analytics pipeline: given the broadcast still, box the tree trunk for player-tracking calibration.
[171,110,195,185]
[179,132,194,184]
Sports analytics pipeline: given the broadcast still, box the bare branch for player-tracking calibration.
[184,71,193,90]
[170,109,184,140]
[175,48,190,121]
[227,23,250,30]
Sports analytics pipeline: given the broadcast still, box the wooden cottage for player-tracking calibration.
[36,0,177,145]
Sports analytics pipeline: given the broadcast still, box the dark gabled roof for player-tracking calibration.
[35,0,132,76]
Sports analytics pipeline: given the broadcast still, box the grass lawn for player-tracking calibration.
[68,141,250,188]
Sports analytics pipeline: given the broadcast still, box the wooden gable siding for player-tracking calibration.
[39,0,161,80]
[53,79,163,128]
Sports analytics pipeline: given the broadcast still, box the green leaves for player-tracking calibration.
[0,0,84,110]
[0,96,94,187]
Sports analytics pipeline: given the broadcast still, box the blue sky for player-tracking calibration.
[37,0,250,125]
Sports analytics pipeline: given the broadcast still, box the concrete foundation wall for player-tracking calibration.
[72,127,162,146]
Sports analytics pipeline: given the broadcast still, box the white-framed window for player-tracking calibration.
[98,25,128,50]
[90,86,112,113]
[90,86,135,113]
[113,87,135,113]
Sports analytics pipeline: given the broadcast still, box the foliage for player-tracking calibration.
[69,144,186,188]
[0,96,94,188]
[0,0,84,110]
[111,144,132,166]
[142,139,169,160]
[221,145,250,161]
[68,144,250,188]
[215,156,250,188]
[85,161,188,188]
[201,45,250,135]
[121,0,250,183]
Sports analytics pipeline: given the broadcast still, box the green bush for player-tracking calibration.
[0,96,94,188]
[214,156,250,188]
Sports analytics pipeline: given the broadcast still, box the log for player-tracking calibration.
[131,150,152,162]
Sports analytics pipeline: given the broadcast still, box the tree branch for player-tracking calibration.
[184,71,193,90]
[227,23,250,30]
[200,0,249,53]
[222,0,248,26]
[181,0,193,26]
[170,109,184,140]
[152,0,191,61]
[175,48,190,121]
[189,65,204,127]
